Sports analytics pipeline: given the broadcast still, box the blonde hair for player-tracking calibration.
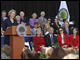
[45,47,53,58]
[63,54,79,59]
[36,28,41,32]
[8,9,16,17]
[32,13,37,17]
[44,23,50,34]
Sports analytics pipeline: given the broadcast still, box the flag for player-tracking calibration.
[56,1,70,22]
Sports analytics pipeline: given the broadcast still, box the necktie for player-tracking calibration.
[51,36,54,46]
[43,18,45,23]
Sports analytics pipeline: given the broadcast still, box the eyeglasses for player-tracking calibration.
[59,30,63,32]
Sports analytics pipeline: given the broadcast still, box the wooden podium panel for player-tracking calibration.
[4,26,30,35]
[10,36,25,59]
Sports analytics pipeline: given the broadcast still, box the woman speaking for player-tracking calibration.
[3,9,17,45]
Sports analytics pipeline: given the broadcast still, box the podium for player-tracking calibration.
[4,26,30,59]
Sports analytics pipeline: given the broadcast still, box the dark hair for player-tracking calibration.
[50,47,67,59]
[27,51,39,59]
[38,22,42,27]
[34,22,38,25]
[64,21,69,25]
[63,18,67,22]
[1,44,11,56]
[21,47,30,59]
[53,18,61,28]
[20,20,25,23]
[73,27,79,35]
[58,27,65,34]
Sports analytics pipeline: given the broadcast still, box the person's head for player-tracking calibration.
[21,47,30,59]
[44,23,50,29]
[27,51,39,59]
[38,22,42,28]
[50,47,67,59]
[63,54,79,59]
[59,27,65,34]
[8,9,16,18]
[36,28,42,35]
[34,22,38,29]
[20,21,25,25]
[48,27,54,35]
[64,21,69,28]
[40,11,45,17]
[73,27,79,35]
[54,18,59,23]
[63,19,68,23]
[45,47,53,59]
[1,10,6,17]
[1,44,11,56]
[20,11,25,17]
[48,18,51,24]
[32,13,37,19]
[15,15,20,21]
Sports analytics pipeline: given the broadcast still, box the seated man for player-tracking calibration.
[64,21,73,36]
[44,27,57,47]
[30,22,38,36]
[15,15,21,25]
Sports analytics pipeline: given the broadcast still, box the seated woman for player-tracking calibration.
[29,13,39,29]
[70,27,79,49]
[57,27,69,48]
[33,28,46,53]
[44,23,50,35]
[53,18,61,34]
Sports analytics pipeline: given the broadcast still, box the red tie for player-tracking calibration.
[43,18,45,23]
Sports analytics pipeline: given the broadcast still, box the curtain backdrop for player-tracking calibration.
[1,1,79,29]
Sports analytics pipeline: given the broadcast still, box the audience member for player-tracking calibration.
[33,28,46,53]
[38,11,47,29]
[53,18,61,34]
[47,18,52,27]
[15,15,21,25]
[30,22,38,36]
[57,27,69,48]
[27,51,39,59]
[44,23,50,35]
[1,10,7,27]
[70,27,79,49]
[49,47,67,59]
[1,44,11,59]
[44,27,57,47]
[63,53,79,59]
[64,21,73,36]
[45,47,53,59]
[29,13,39,29]
[20,20,26,26]
[21,47,30,59]
[20,11,29,25]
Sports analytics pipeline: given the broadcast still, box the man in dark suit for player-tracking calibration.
[44,27,57,47]
[64,21,73,36]
[20,11,30,26]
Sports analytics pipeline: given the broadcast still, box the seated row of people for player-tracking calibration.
[33,27,79,53]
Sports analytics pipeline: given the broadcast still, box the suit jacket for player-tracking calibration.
[20,16,30,25]
[38,17,47,26]
[57,34,69,48]
[70,34,79,48]
[3,18,18,31]
[44,34,57,47]
[33,35,46,52]
[64,27,73,35]
[29,18,39,29]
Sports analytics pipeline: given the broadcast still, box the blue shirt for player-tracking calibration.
[17,21,20,25]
